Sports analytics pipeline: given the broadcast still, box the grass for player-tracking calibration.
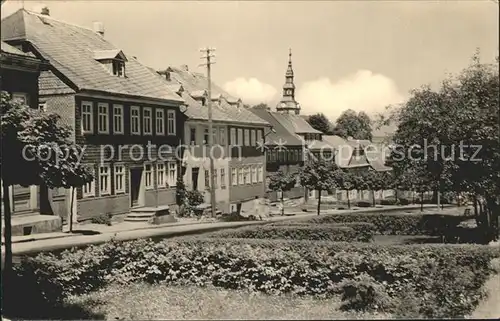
[68,284,393,320]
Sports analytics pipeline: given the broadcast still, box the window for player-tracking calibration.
[294,150,299,162]
[131,106,140,135]
[204,170,210,189]
[112,60,125,77]
[257,130,263,145]
[190,127,196,145]
[12,92,29,105]
[244,129,250,146]
[219,128,226,145]
[167,110,176,135]
[168,162,177,187]
[220,168,226,188]
[83,167,95,197]
[252,166,257,183]
[114,164,125,194]
[212,128,218,145]
[99,165,111,195]
[258,166,263,182]
[97,103,109,134]
[203,128,209,145]
[250,130,256,146]
[113,104,124,134]
[144,163,153,189]
[82,101,93,134]
[157,163,166,188]
[231,168,237,186]
[245,167,251,184]
[38,102,47,112]
[156,109,165,135]
[238,167,243,185]
[237,128,243,145]
[230,128,236,145]
[143,107,152,135]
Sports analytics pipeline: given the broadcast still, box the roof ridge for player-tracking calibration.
[23,9,96,34]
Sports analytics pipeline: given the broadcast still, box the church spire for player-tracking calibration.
[276,48,300,115]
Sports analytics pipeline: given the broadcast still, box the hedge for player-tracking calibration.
[206,224,373,242]
[7,238,499,319]
[297,213,475,237]
[270,222,376,240]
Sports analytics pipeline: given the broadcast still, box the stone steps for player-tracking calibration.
[124,206,171,223]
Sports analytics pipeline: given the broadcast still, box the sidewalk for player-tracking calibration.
[469,257,500,319]
[6,204,452,256]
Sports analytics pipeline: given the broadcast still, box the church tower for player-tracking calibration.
[276,49,301,115]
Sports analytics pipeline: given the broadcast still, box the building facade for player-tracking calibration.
[2,9,187,221]
[156,66,270,214]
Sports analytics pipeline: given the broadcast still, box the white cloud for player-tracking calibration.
[223,77,277,105]
[296,70,405,121]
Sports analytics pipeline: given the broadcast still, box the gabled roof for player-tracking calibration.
[39,70,76,95]
[249,108,303,146]
[323,135,347,149]
[272,113,322,134]
[1,9,184,104]
[164,65,269,126]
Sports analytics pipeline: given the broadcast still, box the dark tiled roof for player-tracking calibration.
[249,108,303,146]
[1,10,184,104]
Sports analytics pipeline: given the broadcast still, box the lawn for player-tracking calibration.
[69,283,392,320]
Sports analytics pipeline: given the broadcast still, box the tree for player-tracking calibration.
[268,170,297,216]
[387,51,499,241]
[306,113,334,134]
[1,92,93,276]
[299,160,338,215]
[333,169,357,209]
[252,103,271,110]
[333,109,373,140]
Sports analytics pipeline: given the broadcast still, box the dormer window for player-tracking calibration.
[94,49,128,78]
[112,60,125,77]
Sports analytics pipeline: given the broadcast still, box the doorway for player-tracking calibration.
[191,167,199,191]
[130,167,143,208]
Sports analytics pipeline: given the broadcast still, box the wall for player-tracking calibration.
[229,155,266,204]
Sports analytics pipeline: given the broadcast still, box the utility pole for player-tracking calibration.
[200,47,217,218]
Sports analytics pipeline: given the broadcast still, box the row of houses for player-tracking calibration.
[1,8,393,229]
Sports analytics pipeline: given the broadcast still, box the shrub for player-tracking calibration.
[272,221,376,241]
[380,199,397,205]
[90,213,112,226]
[218,213,258,222]
[336,273,394,312]
[356,201,372,208]
[298,213,472,237]
[398,198,410,205]
[208,224,372,242]
[14,238,499,319]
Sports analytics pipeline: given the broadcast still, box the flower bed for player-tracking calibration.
[8,238,499,319]
[206,224,373,242]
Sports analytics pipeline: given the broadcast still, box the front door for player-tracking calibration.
[130,167,142,208]
[191,167,199,191]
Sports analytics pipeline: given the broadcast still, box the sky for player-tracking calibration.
[1,0,498,121]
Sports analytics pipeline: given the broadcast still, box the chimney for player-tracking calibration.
[40,6,50,16]
[93,21,105,37]
[165,71,171,81]
[181,64,189,72]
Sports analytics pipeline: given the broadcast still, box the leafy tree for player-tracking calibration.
[333,169,358,209]
[334,109,373,140]
[252,103,271,110]
[306,113,334,134]
[268,170,297,216]
[387,51,499,241]
[1,92,93,276]
[299,160,338,215]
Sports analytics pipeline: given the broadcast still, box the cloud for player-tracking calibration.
[296,70,405,121]
[223,77,277,105]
